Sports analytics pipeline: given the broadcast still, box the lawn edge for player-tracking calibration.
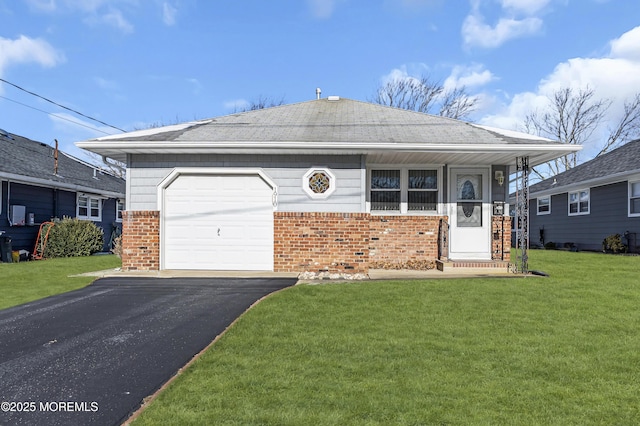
[121,283,297,425]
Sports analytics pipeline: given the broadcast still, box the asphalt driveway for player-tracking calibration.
[0,277,296,426]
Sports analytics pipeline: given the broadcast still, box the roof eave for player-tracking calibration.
[531,169,640,197]
[0,171,125,198]
[77,140,580,165]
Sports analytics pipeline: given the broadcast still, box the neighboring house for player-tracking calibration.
[525,138,640,253]
[0,129,126,255]
[77,97,577,274]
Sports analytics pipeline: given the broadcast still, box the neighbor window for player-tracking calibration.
[115,199,125,222]
[370,168,439,213]
[629,181,640,217]
[568,189,589,216]
[537,196,551,215]
[77,194,102,221]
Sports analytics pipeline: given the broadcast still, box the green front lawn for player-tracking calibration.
[133,251,640,425]
[0,255,121,310]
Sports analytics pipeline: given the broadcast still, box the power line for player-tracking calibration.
[0,95,114,135]
[0,77,126,133]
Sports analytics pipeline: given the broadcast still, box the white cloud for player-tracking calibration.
[24,0,57,12]
[0,35,64,81]
[162,2,178,26]
[444,64,495,90]
[462,13,543,49]
[478,26,640,154]
[186,78,203,95]
[307,0,338,19]
[609,25,640,61]
[26,0,139,33]
[94,76,120,91]
[100,8,134,33]
[501,0,552,15]
[462,0,552,49]
[224,99,249,111]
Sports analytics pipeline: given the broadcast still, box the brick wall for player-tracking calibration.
[491,216,512,261]
[121,211,160,271]
[273,212,370,273]
[369,216,447,269]
[120,210,510,273]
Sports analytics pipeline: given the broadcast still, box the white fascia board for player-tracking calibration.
[0,171,125,198]
[77,140,582,154]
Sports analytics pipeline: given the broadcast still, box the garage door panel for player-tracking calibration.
[163,174,274,271]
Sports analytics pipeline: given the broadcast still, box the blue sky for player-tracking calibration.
[1,0,640,162]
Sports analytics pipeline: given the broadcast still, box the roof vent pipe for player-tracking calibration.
[316,87,321,100]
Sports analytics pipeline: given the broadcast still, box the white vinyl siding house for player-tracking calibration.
[77,97,579,272]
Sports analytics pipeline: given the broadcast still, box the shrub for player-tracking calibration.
[544,241,556,250]
[44,217,104,258]
[111,235,122,258]
[602,234,627,254]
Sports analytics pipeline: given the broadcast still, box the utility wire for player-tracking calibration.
[0,95,114,135]
[0,77,126,133]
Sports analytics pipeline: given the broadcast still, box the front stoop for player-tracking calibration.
[436,259,510,271]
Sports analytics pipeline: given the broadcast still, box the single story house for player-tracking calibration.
[526,138,640,252]
[0,129,126,255]
[77,97,578,274]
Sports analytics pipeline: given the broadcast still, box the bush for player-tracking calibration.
[111,235,122,258]
[44,217,104,258]
[602,234,627,254]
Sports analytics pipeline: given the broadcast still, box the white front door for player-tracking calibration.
[449,168,491,260]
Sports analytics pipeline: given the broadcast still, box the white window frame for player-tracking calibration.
[302,167,336,199]
[568,189,590,216]
[629,181,640,217]
[115,199,125,222]
[537,196,551,215]
[77,193,103,222]
[368,166,442,215]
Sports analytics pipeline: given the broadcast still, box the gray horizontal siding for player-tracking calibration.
[0,181,120,253]
[529,182,640,252]
[127,154,364,213]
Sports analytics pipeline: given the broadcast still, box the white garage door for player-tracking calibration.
[163,174,274,270]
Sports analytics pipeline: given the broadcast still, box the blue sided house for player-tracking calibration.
[0,129,125,258]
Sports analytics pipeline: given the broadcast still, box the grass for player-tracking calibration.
[132,251,640,425]
[0,255,121,310]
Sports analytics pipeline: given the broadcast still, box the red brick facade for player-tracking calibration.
[273,212,370,273]
[369,216,447,270]
[120,210,510,272]
[121,211,160,271]
[491,216,512,261]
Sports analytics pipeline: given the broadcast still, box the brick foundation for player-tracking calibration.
[121,210,510,273]
[369,215,447,270]
[273,212,370,273]
[121,211,160,271]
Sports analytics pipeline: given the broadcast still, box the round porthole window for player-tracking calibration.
[303,168,336,199]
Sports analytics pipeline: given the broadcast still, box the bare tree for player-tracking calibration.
[234,95,286,112]
[598,93,640,156]
[371,74,478,119]
[524,87,640,179]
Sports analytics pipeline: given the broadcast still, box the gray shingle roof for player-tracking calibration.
[94,97,556,145]
[78,97,579,167]
[530,139,640,194]
[0,131,125,196]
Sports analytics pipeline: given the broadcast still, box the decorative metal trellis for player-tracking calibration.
[513,156,529,275]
